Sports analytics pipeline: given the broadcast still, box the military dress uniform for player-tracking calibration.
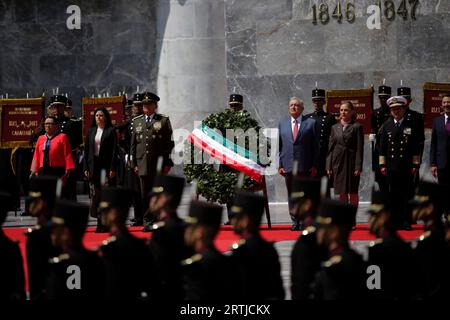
[147,174,188,300]
[371,85,392,193]
[366,189,416,300]
[182,201,237,300]
[398,87,425,156]
[130,93,174,217]
[25,176,59,300]
[379,96,421,229]
[46,200,105,300]
[289,176,327,300]
[410,182,450,299]
[312,200,367,300]
[305,89,336,177]
[229,192,285,300]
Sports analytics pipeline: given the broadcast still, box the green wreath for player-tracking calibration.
[184,109,269,204]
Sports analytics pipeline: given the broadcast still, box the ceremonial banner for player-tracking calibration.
[188,123,265,183]
[0,98,45,148]
[423,82,450,129]
[326,87,374,134]
[82,96,125,139]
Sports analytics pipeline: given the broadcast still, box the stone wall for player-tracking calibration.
[1,0,449,201]
[224,0,450,201]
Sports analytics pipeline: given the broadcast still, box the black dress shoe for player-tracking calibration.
[95,226,108,233]
[223,221,231,225]
[131,221,143,227]
[402,222,412,231]
[291,224,300,231]
[141,227,152,232]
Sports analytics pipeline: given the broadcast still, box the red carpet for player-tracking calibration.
[3,224,425,294]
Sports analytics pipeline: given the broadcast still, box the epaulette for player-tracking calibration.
[418,231,431,242]
[101,235,117,247]
[49,253,70,264]
[230,239,246,250]
[302,226,316,236]
[369,238,383,247]
[25,225,42,235]
[158,113,168,118]
[132,114,144,121]
[181,253,203,266]
[322,255,342,268]
[149,221,166,231]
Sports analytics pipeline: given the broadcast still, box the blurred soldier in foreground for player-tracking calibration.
[313,199,367,299]
[25,176,59,300]
[147,174,188,300]
[410,181,450,299]
[182,201,236,300]
[46,200,105,300]
[99,187,158,300]
[230,191,285,300]
[367,188,416,299]
[290,177,327,300]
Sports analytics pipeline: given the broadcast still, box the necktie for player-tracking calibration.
[446,117,450,134]
[395,121,400,128]
[293,119,299,140]
[146,116,150,123]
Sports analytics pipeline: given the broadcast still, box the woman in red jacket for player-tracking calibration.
[31,116,75,186]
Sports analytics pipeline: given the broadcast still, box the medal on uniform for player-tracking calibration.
[403,128,411,135]
[153,121,162,131]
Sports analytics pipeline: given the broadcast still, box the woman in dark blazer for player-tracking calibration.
[326,101,364,207]
[84,107,118,232]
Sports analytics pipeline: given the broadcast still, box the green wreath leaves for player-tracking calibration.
[183,109,269,204]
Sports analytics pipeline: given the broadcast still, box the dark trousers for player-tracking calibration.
[387,170,414,229]
[285,171,309,224]
[126,169,143,222]
[438,167,450,185]
[140,170,157,224]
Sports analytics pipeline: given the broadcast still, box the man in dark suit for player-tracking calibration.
[371,85,392,193]
[379,96,421,230]
[430,93,450,184]
[305,88,336,177]
[98,187,159,300]
[290,176,327,300]
[0,191,25,301]
[130,92,175,225]
[278,97,319,230]
[229,191,285,300]
[312,199,367,300]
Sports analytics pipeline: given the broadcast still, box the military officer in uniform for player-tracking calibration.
[147,174,188,300]
[0,191,26,300]
[398,86,425,161]
[312,199,367,300]
[290,176,327,300]
[25,175,59,300]
[130,92,174,225]
[182,200,236,300]
[367,188,416,299]
[410,181,449,299]
[371,85,392,193]
[98,187,159,300]
[305,88,336,177]
[46,200,105,300]
[229,191,285,300]
[126,94,144,226]
[379,96,421,230]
